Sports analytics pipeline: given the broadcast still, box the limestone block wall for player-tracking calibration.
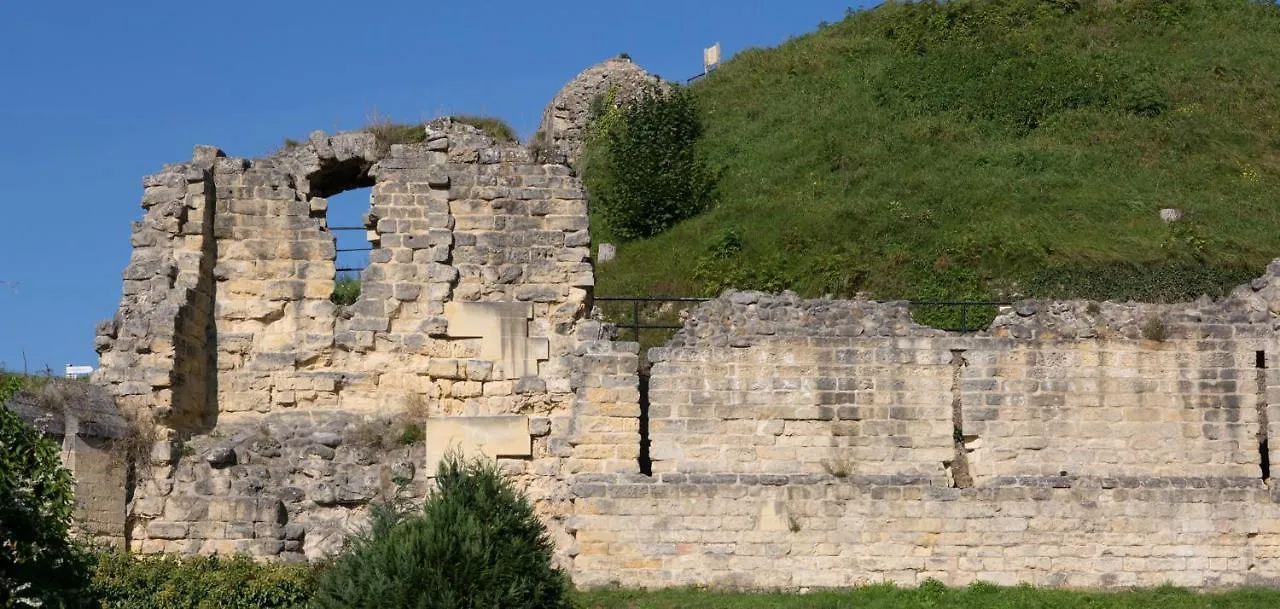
[94,150,218,433]
[95,119,604,559]
[570,475,1280,589]
[960,339,1264,481]
[567,277,1280,589]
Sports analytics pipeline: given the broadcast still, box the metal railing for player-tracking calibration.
[907,300,1012,333]
[595,296,1012,337]
[330,226,371,273]
[594,296,711,341]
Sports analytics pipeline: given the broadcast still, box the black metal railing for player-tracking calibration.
[330,226,372,273]
[594,296,711,342]
[595,296,1012,337]
[907,300,1012,333]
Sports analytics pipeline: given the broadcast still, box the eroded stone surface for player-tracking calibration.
[534,57,662,166]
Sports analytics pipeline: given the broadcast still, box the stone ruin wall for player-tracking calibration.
[575,288,1280,589]
[535,57,662,166]
[73,58,1280,588]
[93,119,612,559]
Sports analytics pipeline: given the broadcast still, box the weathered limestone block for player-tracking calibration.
[443,301,550,379]
[424,416,531,474]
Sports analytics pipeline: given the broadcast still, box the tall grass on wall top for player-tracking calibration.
[312,453,572,609]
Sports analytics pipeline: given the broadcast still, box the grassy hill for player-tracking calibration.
[595,0,1280,311]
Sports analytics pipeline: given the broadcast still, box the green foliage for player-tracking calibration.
[0,371,24,402]
[396,422,423,446]
[0,372,96,608]
[583,85,718,241]
[1023,262,1255,302]
[574,580,1280,608]
[595,0,1280,316]
[331,272,361,306]
[452,115,519,143]
[1141,315,1168,341]
[91,552,315,609]
[313,453,572,609]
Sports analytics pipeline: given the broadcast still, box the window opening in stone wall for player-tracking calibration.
[1258,350,1270,482]
[324,186,375,306]
[638,373,652,476]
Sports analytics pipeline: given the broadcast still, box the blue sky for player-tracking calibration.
[0,0,871,374]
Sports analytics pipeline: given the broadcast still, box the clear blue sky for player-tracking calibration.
[0,0,871,374]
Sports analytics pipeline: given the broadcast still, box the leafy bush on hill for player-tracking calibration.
[582,85,718,241]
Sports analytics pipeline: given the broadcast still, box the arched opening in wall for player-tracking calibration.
[324,186,376,306]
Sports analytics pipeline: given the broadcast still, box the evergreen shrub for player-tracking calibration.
[313,453,571,609]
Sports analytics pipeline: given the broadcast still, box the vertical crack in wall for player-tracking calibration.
[946,349,973,488]
[1258,350,1270,483]
[638,372,652,476]
[196,175,219,431]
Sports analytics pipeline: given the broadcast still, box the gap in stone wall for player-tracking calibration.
[638,373,652,476]
[1258,350,1270,482]
[325,186,376,282]
[946,349,973,488]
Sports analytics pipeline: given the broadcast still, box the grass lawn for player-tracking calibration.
[574,582,1280,609]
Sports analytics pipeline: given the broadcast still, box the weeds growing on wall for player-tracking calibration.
[364,116,427,155]
[453,115,519,143]
[331,272,361,306]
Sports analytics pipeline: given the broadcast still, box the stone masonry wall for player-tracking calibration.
[535,57,662,167]
[95,119,603,561]
[567,277,1280,588]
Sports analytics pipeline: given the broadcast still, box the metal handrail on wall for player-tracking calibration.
[595,296,1012,338]
[907,300,1013,334]
[330,226,372,273]
[594,296,711,342]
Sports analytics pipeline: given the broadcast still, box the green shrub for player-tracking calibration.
[0,372,97,608]
[583,84,718,241]
[397,422,423,446]
[452,115,519,143]
[1140,316,1168,342]
[91,552,315,609]
[331,273,361,306]
[313,453,572,609]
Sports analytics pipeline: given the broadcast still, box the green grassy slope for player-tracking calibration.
[596,0,1280,306]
